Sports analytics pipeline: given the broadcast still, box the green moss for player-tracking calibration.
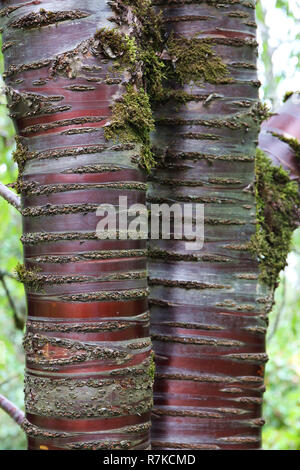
[15,263,43,291]
[256,101,272,123]
[106,0,164,97]
[272,132,300,160]
[140,48,165,98]
[104,85,155,172]
[149,352,156,382]
[12,137,32,174]
[94,1,166,171]
[166,34,231,85]
[95,28,138,68]
[283,91,294,103]
[251,149,299,288]
[126,0,165,98]
[152,88,194,105]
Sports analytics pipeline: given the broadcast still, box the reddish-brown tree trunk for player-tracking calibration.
[148,0,270,450]
[0,0,153,450]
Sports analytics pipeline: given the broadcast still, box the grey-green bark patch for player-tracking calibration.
[250,148,299,288]
[24,367,153,418]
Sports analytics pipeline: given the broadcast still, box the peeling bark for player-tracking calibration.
[0,0,154,450]
[259,93,300,186]
[148,0,271,450]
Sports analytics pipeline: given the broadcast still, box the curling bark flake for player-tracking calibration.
[148,0,271,450]
[259,93,300,185]
[0,1,154,450]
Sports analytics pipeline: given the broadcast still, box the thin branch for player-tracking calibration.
[0,393,25,427]
[0,273,24,330]
[268,275,286,341]
[0,182,21,211]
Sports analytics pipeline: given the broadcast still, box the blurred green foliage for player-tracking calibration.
[257,0,300,107]
[263,230,300,450]
[0,1,299,451]
[0,38,26,450]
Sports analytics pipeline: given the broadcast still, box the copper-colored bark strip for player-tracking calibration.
[149,0,270,450]
[0,0,153,450]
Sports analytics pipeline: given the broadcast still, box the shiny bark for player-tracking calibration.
[148,0,271,450]
[0,0,152,450]
[259,93,300,186]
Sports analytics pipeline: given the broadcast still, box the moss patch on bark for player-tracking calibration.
[104,85,155,171]
[283,91,295,103]
[166,35,231,85]
[272,132,300,160]
[122,0,165,97]
[94,28,138,68]
[96,0,166,171]
[15,263,43,291]
[251,149,299,288]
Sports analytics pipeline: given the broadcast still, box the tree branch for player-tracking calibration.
[0,182,21,211]
[0,393,25,427]
[0,272,24,330]
[268,275,286,341]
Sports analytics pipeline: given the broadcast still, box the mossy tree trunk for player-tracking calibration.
[0,0,155,450]
[1,0,299,452]
[148,0,275,450]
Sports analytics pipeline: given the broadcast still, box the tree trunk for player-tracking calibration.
[0,0,154,450]
[1,0,299,452]
[148,0,272,450]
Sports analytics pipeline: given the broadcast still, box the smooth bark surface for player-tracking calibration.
[148,0,270,450]
[259,94,300,185]
[0,0,152,450]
